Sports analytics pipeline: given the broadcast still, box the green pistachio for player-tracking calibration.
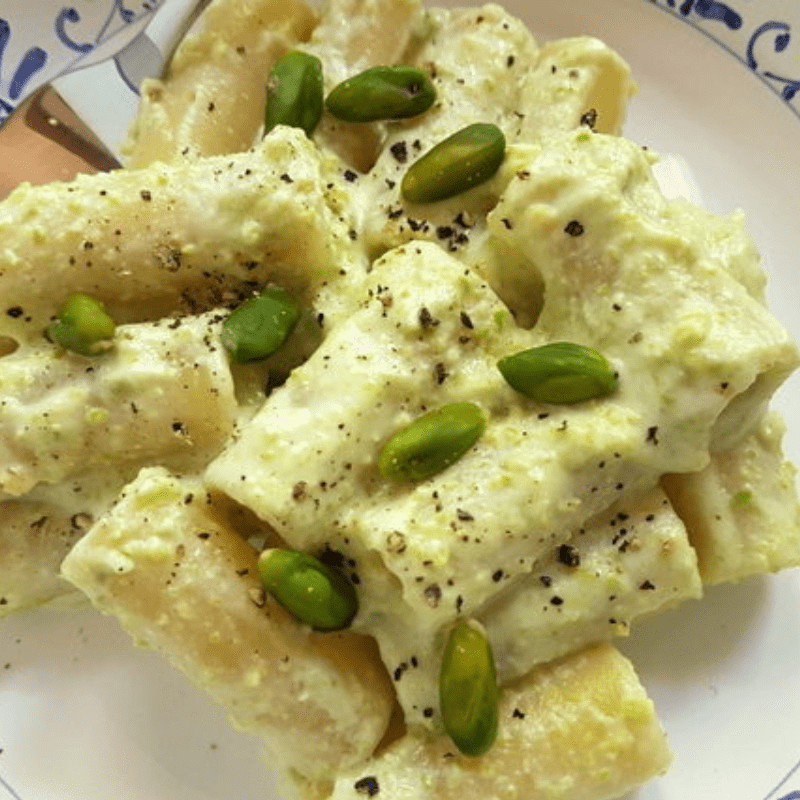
[378,402,486,482]
[221,286,301,364]
[439,620,499,757]
[401,123,506,203]
[325,65,436,122]
[264,51,324,137]
[257,548,358,631]
[497,342,618,404]
[45,293,116,356]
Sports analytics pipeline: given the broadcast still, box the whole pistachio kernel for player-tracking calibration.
[264,51,324,137]
[258,548,358,631]
[379,402,486,482]
[222,285,301,363]
[46,293,116,356]
[401,123,506,204]
[497,342,618,404]
[325,65,436,122]
[439,620,499,757]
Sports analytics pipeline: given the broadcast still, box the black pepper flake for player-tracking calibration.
[640,580,656,591]
[550,595,564,606]
[647,426,660,444]
[319,546,349,571]
[140,190,152,201]
[492,569,504,583]
[390,141,408,163]
[354,776,380,797]
[197,532,211,540]
[172,421,186,433]
[207,101,216,112]
[557,544,581,568]
[540,575,553,587]
[564,220,585,237]
[580,108,598,130]
[6,306,23,318]
[424,584,442,608]
[512,708,526,719]
[0,598,7,606]
[507,55,516,67]
[456,594,464,612]
[501,217,513,230]
[418,306,440,329]
[423,707,435,718]
[459,311,474,329]
[434,362,449,385]
[436,225,454,239]
[292,481,308,501]
[280,173,293,183]
[456,509,474,522]
[83,240,94,250]
[344,169,358,182]
[393,663,408,681]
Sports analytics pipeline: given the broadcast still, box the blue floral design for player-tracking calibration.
[665,0,742,30]
[651,0,800,119]
[0,17,47,122]
[747,21,800,102]
[0,1,163,125]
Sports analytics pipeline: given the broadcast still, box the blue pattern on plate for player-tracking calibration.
[0,1,162,124]
[650,0,800,118]
[0,774,22,800]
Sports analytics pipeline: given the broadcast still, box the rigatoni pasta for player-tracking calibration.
[125,0,319,166]
[0,0,797,797]
[61,467,396,780]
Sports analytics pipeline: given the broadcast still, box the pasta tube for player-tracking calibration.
[356,6,636,255]
[377,488,701,727]
[125,0,318,166]
[320,643,671,800]
[663,410,800,584]
[0,126,351,344]
[61,467,396,780]
[208,220,795,637]
[306,0,425,171]
[0,313,236,496]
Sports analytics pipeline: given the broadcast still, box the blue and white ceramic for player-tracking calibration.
[0,2,799,799]
[0,0,164,124]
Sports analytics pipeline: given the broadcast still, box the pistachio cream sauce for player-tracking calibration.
[1,0,799,798]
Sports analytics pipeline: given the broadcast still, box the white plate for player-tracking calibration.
[1,1,799,799]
